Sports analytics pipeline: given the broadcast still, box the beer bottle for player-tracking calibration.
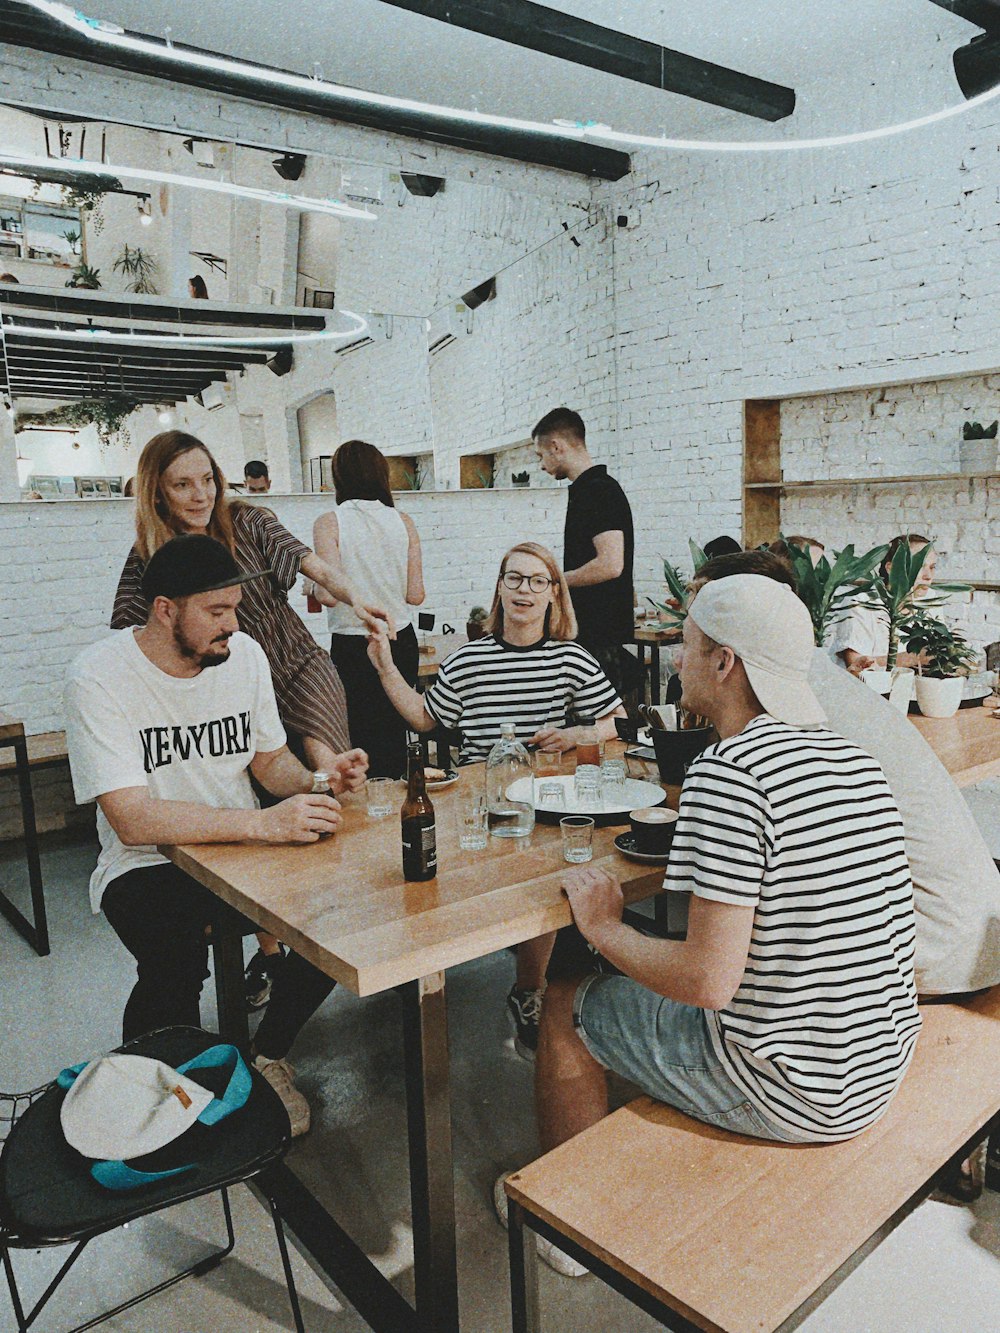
[401,741,437,881]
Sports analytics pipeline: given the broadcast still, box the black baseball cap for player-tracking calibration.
[141,534,267,601]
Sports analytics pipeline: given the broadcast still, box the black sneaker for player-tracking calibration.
[506,985,544,1061]
[245,946,286,1011]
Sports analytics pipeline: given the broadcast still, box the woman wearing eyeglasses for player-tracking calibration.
[369,540,625,1057]
[368,541,624,764]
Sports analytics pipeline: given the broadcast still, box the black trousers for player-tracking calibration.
[102,863,335,1058]
[330,623,419,778]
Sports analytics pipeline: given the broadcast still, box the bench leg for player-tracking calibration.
[0,735,49,956]
[508,1199,540,1333]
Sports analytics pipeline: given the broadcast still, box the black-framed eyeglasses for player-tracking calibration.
[500,571,553,593]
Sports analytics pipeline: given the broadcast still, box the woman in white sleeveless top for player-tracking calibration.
[313,440,425,776]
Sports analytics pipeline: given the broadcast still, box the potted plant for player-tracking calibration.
[65,261,101,289]
[960,420,997,474]
[466,606,489,641]
[866,542,969,671]
[781,538,889,647]
[113,244,158,294]
[904,613,978,718]
[652,539,708,628]
[511,470,530,489]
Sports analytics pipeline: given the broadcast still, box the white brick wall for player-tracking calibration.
[0,489,565,837]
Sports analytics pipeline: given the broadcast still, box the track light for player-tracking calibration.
[272,153,306,182]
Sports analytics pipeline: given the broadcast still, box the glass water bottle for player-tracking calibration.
[485,723,535,838]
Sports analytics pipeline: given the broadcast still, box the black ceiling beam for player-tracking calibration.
[5,342,269,370]
[0,0,630,180]
[3,336,269,367]
[926,1,1000,30]
[377,0,794,122]
[0,287,326,331]
[8,368,223,387]
[8,386,195,403]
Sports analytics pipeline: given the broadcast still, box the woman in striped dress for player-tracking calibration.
[112,430,385,770]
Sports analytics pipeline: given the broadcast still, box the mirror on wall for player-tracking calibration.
[0,101,587,501]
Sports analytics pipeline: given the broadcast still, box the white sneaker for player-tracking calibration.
[493,1174,588,1278]
[253,1055,310,1137]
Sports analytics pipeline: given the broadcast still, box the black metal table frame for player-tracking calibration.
[506,1110,1000,1333]
[211,908,459,1333]
[0,728,49,956]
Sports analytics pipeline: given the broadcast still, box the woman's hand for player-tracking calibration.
[366,624,395,676]
[529,726,575,753]
[354,604,396,637]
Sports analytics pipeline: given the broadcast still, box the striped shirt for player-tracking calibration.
[423,635,621,764]
[664,714,920,1141]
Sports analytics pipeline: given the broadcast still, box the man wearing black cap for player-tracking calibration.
[66,535,368,1135]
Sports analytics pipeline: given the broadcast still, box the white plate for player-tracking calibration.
[398,769,459,791]
[507,774,665,817]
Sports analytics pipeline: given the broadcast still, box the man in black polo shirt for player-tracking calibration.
[532,407,635,699]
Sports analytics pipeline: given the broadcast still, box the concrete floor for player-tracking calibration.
[3,829,1000,1332]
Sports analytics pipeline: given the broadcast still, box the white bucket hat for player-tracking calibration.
[688,574,826,727]
[60,1053,214,1160]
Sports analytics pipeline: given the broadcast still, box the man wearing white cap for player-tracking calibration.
[533,574,921,1170]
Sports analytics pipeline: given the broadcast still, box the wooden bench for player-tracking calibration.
[0,719,63,956]
[505,988,1000,1333]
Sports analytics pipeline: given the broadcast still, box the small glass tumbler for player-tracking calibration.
[458,793,488,850]
[532,749,565,780]
[366,776,395,819]
[537,780,564,810]
[560,815,594,863]
[600,758,627,805]
[574,766,602,812]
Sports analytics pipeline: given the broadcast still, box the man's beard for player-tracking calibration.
[173,623,231,669]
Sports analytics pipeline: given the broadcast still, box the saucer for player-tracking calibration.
[613,832,672,865]
[398,769,459,791]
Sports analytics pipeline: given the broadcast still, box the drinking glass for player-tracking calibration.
[560,815,594,863]
[458,793,488,850]
[537,781,564,810]
[574,767,602,812]
[366,776,395,818]
[532,749,565,779]
[600,759,627,805]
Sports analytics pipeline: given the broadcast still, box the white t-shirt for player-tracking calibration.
[665,715,920,1142]
[65,629,285,912]
[808,648,1000,994]
[826,595,946,665]
[326,499,412,636]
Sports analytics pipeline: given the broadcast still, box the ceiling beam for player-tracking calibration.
[0,288,326,331]
[3,336,269,367]
[376,0,794,121]
[0,1,630,180]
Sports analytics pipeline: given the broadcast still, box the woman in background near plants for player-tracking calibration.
[312,439,424,778]
[187,275,208,299]
[827,533,940,674]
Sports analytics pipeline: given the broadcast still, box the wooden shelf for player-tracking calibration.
[746,471,996,493]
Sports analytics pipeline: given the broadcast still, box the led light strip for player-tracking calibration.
[20,0,1000,156]
[0,150,375,221]
[2,309,369,347]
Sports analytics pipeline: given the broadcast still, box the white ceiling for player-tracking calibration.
[86,1,980,142]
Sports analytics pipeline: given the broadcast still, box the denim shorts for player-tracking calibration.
[573,973,805,1143]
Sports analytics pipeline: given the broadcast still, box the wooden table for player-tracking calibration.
[911,702,1000,787]
[0,711,48,955]
[166,749,669,1332]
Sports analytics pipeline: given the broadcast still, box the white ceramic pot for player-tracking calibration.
[914,674,964,718]
[860,668,893,695]
[959,439,997,474]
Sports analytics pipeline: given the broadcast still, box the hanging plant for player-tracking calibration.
[113,244,159,294]
[61,185,106,234]
[17,395,141,448]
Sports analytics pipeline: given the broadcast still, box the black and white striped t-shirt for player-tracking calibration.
[664,714,920,1142]
[423,635,621,763]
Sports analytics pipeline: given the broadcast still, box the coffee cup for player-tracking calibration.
[859,668,893,695]
[629,806,678,855]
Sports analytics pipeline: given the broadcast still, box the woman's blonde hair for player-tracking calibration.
[485,542,577,642]
[134,431,235,561]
